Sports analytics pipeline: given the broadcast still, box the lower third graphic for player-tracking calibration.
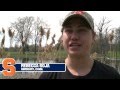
[0,58,66,76]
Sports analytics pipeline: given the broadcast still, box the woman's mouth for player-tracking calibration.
[69,43,81,48]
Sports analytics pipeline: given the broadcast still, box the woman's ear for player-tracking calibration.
[61,36,63,43]
[92,31,96,40]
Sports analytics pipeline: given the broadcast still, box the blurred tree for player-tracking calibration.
[96,17,111,57]
[33,17,49,54]
[8,27,15,49]
[115,27,120,51]
[10,16,34,54]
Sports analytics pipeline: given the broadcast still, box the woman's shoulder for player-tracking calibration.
[94,60,120,78]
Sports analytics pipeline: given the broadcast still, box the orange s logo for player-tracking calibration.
[2,58,16,76]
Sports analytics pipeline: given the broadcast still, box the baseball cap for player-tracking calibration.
[62,11,94,30]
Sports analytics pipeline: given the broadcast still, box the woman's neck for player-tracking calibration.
[65,55,94,76]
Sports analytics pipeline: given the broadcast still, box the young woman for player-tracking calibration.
[39,11,120,79]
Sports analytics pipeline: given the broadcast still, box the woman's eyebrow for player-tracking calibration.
[64,25,72,28]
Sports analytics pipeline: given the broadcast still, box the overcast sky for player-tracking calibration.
[0,11,120,48]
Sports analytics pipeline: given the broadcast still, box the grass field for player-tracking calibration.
[1,50,120,61]
[107,51,120,59]
[1,50,67,62]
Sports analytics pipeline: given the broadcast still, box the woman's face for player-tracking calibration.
[62,17,95,57]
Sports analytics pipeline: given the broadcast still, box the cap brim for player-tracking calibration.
[62,14,88,26]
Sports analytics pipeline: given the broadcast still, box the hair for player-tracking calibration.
[61,27,64,33]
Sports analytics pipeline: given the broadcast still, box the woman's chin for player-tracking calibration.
[69,50,81,56]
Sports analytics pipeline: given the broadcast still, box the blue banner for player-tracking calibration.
[0,63,66,72]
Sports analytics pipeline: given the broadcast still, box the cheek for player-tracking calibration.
[83,37,93,49]
[62,34,69,48]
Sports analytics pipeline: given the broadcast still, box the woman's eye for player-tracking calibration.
[77,29,88,33]
[65,29,72,33]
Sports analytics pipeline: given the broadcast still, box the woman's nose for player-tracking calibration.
[71,32,79,40]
